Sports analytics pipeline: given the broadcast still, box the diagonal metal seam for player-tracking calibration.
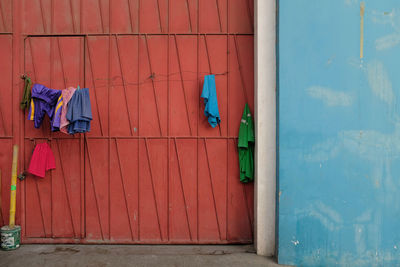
[50,146,54,238]
[86,38,104,136]
[137,31,141,241]
[69,0,77,33]
[51,0,54,34]
[196,0,200,241]
[85,138,105,240]
[29,38,47,137]
[167,7,170,241]
[173,138,193,240]
[137,0,141,32]
[126,0,135,32]
[245,0,254,32]
[34,179,47,237]
[28,38,38,85]
[144,138,163,240]
[233,35,249,104]
[0,98,6,136]
[50,35,54,101]
[203,35,212,74]
[0,0,6,31]
[39,0,47,33]
[115,35,134,136]
[215,0,223,32]
[156,0,163,33]
[114,139,135,240]
[203,35,222,137]
[108,33,111,240]
[0,170,3,225]
[0,206,3,227]
[57,38,68,88]
[80,136,85,239]
[98,0,105,33]
[174,35,193,136]
[80,0,83,33]
[226,2,229,240]
[144,35,163,136]
[185,0,193,32]
[234,138,253,238]
[55,139,77,238]
[242,184,254,238]
[203,139,222,240]
[50,37,54,138]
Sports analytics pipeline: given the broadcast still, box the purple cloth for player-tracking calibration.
[28,84,62,131]
[52,94,63,130]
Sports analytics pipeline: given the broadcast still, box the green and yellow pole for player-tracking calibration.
[1,145,21,250]
[9,145,18,228]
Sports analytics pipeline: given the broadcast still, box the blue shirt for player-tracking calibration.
[66,87,92,134]
[201,75,221,128]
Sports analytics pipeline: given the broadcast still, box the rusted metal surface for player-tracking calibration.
[0,0,254,244]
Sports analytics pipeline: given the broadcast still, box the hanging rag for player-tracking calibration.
[28,143,56,178]
[60,87,77,134]
[66,87,92,134]
[52,94,64,131]
[20,76,32,110]
[201,75,221,128]
[28,84,62,131]
[238,103,255,183]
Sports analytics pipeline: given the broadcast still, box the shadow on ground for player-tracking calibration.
[0,244,291,267]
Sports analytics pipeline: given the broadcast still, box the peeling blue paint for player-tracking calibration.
[278,0,400,266]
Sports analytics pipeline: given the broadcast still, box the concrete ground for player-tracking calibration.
[0,244,291,267]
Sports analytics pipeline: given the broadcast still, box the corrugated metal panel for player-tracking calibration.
[5,0,255,244]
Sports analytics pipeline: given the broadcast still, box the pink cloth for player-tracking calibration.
[60,87,77,134]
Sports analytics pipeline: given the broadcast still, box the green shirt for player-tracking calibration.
[238,103,255,183]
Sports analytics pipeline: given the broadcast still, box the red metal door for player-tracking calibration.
[23,37,84,240]
[1,0,254,244]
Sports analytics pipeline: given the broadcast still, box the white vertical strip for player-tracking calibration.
[254,0,276,256]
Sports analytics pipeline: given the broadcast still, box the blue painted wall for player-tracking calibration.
[278,1,400,266]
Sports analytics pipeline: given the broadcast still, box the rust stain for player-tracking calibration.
[360,2,365,59]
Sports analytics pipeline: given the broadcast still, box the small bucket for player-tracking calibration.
[1,225,21,251]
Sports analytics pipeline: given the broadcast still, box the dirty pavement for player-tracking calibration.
[0,244,289,267]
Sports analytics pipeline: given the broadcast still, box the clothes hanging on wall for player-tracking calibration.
[20,76,32,110]
[238,103,255,183]
[201,75,221,128]
[28,142,55,178]
[52,94,64,131]
[24,79,92,134]
[66,87,92,134]
[28,84,62,131]
[60,87,77,134]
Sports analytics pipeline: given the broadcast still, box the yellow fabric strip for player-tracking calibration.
[30,99,35,120]
[55,101,63,114]
[54,95,63,116]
